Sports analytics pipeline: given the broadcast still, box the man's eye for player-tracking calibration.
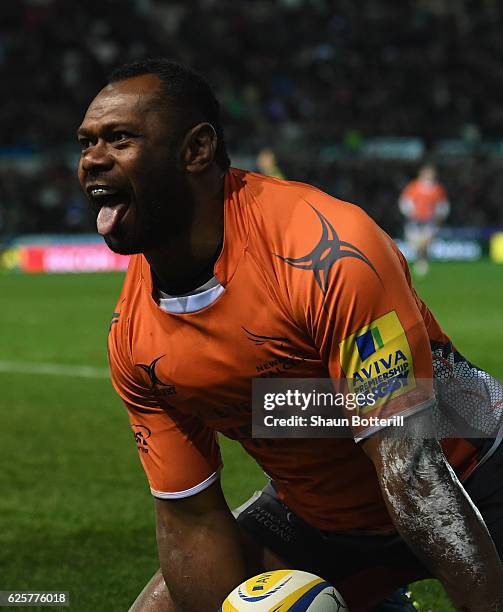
[78,138,90,150]
[112,132,130,142]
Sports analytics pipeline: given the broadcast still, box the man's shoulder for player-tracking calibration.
[239,167,346,209]
[235,168,370,244]
[402,179,419,194]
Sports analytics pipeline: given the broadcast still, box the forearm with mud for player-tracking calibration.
[376,438,503,611]
[155,508,248,611]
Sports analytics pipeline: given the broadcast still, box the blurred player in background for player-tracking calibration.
[77,60,503,611]
[399,164,450,276]
[256,147,285,179]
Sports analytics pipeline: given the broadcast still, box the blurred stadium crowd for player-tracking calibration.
[1,0,503,238]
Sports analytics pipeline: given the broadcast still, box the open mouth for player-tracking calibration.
[87,185,131,236]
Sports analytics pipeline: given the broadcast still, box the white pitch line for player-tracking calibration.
[0,361,110,379]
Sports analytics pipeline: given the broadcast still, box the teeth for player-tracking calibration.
[90,187,117,197]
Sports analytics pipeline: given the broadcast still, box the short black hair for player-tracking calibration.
[108,58,230,171]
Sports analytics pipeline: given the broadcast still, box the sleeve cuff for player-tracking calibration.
[354,397,436,443]
[150,469,220,500]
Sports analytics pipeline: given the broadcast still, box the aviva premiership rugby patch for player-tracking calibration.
[339,311,415,413]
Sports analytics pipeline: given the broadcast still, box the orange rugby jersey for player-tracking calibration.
[108,168,476,531]
[400,179,448,222]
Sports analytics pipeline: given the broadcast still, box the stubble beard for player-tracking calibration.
[104,169,195,255]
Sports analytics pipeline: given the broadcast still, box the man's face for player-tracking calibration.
[419,166,436,183]
[77,74,193,254]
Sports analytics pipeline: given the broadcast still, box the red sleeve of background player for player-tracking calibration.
[273,193,435,440]
[107,301,221,498]
[401,181,416,200]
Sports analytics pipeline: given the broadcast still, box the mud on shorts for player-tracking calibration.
[233,442,503,611]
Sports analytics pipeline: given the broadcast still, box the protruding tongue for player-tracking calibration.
[97,203,128,236]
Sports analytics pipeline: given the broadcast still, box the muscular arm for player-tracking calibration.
[129,485,289,612]
[144,480,248,612]
[363,413,503,611]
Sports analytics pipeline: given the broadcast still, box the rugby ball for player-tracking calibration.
[219,569,349,611]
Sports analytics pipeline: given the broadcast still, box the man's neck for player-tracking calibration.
[151,236,223,295]
[145,165,226,293]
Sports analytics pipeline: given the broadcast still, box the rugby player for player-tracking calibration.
[398,165,450,276]
[77,59,503,611]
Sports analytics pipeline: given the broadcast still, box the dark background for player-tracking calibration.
[1,0,502,239]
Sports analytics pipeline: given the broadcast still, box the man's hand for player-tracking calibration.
[152,480,248,611]
[363,411,503,611]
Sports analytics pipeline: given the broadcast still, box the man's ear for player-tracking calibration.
[181,122,217,173]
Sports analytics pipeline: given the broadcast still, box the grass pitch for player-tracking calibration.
[0,261,501,611]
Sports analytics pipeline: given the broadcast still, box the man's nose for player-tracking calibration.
[80,140,114,173]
